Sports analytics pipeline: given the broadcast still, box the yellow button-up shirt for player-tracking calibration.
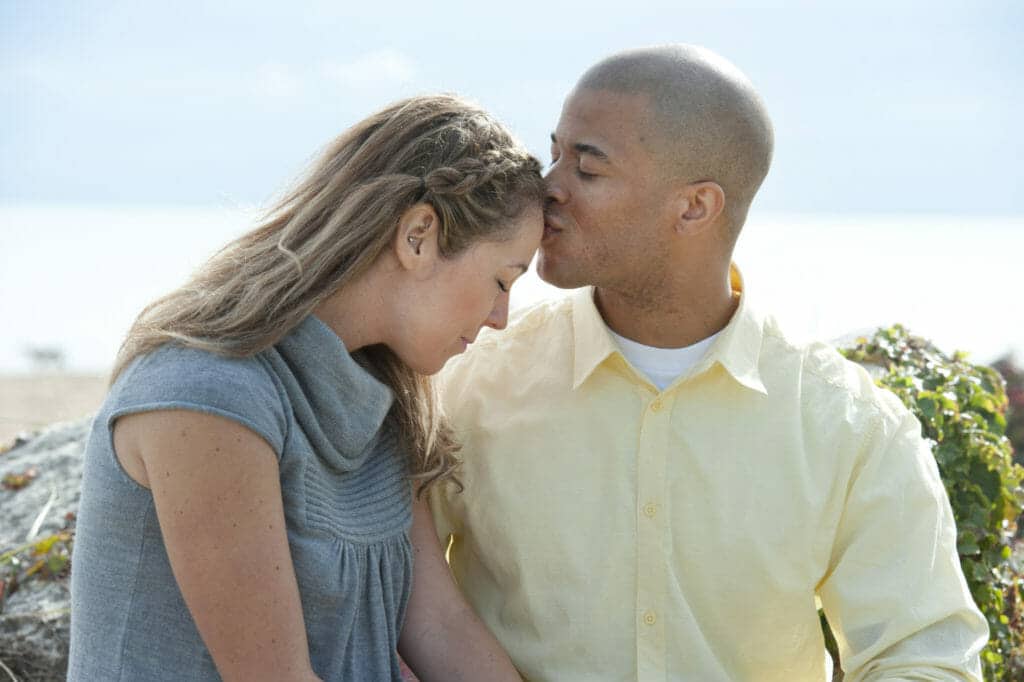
[431,272,987,681]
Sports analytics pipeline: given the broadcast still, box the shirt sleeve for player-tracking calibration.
[817,401,989,681]
[106,344,289,458]
[428,479,459,552]
[429,359,470,550]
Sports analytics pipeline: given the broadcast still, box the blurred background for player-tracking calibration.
[2,0,1022,437]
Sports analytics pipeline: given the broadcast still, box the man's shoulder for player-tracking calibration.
[457,295,572,360]
[440,294,574,392]
[760,315,905,422]
[494,294,574,343]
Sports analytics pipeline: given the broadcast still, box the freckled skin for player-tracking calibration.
[111,409,317,679]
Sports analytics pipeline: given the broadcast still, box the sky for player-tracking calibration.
[1,2,1022,373]
[2,1,1022,214]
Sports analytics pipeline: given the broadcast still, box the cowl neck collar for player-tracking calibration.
[269,315,395,472]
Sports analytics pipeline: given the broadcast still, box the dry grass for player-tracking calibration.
[0,373,108,446]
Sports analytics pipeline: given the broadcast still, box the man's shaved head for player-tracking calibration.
[576,44,773,234]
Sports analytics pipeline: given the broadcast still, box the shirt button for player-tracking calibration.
[651,399,663,412]
[643,610,657,626]
[643,503,658,518]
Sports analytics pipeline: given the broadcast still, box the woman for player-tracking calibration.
[68,95,544,681]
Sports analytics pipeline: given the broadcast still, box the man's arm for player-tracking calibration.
[398,495,521,682]
[818,408,988,681]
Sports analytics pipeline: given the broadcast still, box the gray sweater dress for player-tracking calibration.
[68,315,414,681]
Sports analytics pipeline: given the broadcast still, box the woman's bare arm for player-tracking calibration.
[113,409,321,682]
[398,494,521,682]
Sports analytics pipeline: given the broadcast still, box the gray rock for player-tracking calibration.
[1,417,91,682]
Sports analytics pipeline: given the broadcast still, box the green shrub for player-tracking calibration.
[834,325,1024,680]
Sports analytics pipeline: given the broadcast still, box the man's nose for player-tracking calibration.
[544,168,568,205]
[484,295,510,331]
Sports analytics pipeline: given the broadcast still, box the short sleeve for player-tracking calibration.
[106,344,288,458]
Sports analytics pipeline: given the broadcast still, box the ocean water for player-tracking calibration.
[1,205,1021,373]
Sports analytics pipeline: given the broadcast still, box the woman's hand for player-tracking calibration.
[113,409,321,682]
[398,493,521,682]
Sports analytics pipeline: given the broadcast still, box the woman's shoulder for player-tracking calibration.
[118,343,278,398]
[106,344,289,454]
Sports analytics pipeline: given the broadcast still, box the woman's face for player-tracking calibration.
[394,206,544,375]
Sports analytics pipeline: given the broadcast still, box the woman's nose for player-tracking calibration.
[484,295,510,331]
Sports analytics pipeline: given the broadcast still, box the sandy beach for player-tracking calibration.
[0,372,109,445]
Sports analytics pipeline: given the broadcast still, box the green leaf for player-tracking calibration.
[960,539,981,556]
[917,396,938,419]
[45,554,67,574]
[935,442,960,468]
[969,461,1002,505]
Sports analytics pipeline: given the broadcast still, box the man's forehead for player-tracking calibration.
[552,88,655,156]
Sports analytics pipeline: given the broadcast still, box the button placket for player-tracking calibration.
[636,391,669,680]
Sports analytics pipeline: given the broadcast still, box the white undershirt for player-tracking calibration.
[608,328,720,391]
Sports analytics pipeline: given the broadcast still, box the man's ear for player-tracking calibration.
[674,181,725,237]
[394,203,441,273]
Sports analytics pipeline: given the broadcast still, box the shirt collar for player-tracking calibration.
[273,315,395,471]
[571,286,621,390]
[570,264,767,395]
[696,266,767,394]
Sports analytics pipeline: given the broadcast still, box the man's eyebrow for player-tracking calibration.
[550,133,610,162]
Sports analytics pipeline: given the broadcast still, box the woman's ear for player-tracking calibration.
[674,181,725,237]
[394,203,441,273]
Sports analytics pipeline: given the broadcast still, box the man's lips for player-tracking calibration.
[543,217,564,239]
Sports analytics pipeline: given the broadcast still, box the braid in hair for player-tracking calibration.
[423,150,518,196]
[423,146,544,257]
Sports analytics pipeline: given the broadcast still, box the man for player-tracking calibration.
[431,45,987,681]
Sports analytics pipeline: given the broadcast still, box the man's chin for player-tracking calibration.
[536,253,587,290]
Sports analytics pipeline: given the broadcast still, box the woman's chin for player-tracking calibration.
[397,341,467,376]
[410,354,450,377]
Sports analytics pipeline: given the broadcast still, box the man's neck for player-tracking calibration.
[594,274,737,349]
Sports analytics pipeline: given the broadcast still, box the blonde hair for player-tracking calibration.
[112,94,545,493]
